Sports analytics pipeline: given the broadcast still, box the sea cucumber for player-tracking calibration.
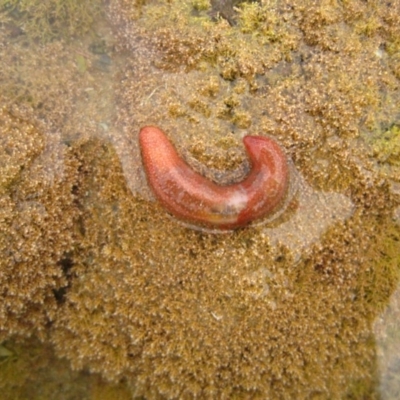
[139,126,290,230]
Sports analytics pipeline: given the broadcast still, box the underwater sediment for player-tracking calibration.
[0,0,400,399]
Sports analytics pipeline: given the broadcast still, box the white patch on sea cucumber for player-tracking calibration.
[226,188,248,213]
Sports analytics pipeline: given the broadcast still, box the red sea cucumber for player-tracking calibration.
[139,126,290,230]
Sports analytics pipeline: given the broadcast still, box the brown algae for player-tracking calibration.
[0,0,400,399]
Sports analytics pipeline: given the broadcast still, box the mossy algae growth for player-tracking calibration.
[49,136,398,399]
[0,105,81,342]
[0,0,103,41]
[0,338,133,400]
[0,0,400,398]
[372,125,400,167]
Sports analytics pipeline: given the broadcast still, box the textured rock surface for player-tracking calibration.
[0,0,399,398]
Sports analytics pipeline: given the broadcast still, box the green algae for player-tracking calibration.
[372,125,400,167]
[238,0,288,44]
[365,220,400,312]
[0,338,133,400]
[191,0,210,12]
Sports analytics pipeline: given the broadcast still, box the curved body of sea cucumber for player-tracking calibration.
[139,126,290,230]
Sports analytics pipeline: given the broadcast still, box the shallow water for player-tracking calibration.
[0,1,400,399]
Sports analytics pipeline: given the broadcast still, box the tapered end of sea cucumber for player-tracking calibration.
[243,135,286,162]
[139,126,164,146]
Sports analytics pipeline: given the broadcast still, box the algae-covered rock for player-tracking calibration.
[373,125,400,167]
[49,136,397,399]
[0,107,44,192]
[0,106,80,341]
[0,0,103,41]
[0,337,132,400]
[0,0,400,398]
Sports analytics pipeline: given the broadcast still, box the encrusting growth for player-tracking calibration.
[0,106,80,341]
[0,0,400,398]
